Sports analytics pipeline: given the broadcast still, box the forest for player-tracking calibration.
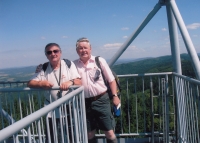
[0,53,198,138]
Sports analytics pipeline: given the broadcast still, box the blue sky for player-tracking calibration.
[0,0,200,69]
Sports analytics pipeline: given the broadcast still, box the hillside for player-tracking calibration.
[112,53,195,78]
[0,54,196,82]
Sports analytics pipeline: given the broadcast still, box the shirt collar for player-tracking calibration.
[78,55,95,63]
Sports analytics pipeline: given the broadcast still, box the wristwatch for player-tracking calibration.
[70,80,74,85]
[113,93,118,97]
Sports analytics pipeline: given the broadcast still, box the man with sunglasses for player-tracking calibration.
[74,37,120,143]
[28,43,81,142]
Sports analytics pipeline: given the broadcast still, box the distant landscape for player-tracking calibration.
[0,53,196,82]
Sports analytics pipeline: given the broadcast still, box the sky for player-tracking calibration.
[0,0,200,69]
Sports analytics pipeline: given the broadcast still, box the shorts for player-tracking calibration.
[85,93,115,131]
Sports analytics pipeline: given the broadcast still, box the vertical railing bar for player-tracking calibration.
[37,119,42,143]
[59,104,64,143]
[126,78,130,133]
[28,92,36,142]
[189,83,197,143]
[182,79,188,142]
[178,78,186,142]
[165,74,169,143]
[142,77,146,132]
[161,78,165,143]
[150,76,154,143]
[76,95,82,142]
[39,91,45,142]
[119,79,123,134]
[171,76,176,140]
[69,100,74,143]
[187,82,193,142]
[63,102,69,143]
[158,76,162,133]
[27,125,32,143]
[134,78,138,133]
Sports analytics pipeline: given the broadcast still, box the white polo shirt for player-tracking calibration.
[30,60,80,117]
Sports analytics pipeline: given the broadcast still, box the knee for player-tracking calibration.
[88,130,96,139]
[104,130,116,139]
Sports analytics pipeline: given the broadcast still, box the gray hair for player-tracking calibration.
[76,37,91,49]
[44,43,61,54]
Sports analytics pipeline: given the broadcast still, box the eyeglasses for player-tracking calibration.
[46,50,60,55]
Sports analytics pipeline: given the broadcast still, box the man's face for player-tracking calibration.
[76,41,91,61]
[45,46,61,64]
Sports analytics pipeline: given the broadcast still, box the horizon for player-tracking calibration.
[0,52,195,70]
[1,0,200,69]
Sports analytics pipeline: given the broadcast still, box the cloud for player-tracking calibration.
[62,36,68,39]
[162,28,167,31]
[123,36,128,39]
[41,36,46,40]
[187,23,200,30]
[103,43,122,49]
[121,27,129,30]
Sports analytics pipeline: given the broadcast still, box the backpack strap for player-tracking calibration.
[95,56,107,84]
[95,56,121,92]
[63,59,71,68]
[42,62,49,72]
[42,59,71,72]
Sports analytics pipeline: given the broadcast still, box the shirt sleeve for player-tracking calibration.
[98,57,115,83]
[69,61,81,80]
[29,71,44,81]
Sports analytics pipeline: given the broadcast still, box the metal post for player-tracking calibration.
[165,75,170,143]
[169,0,200,79]
[108,2,162,67]
[150,77,154,143]
[166,2,182,74]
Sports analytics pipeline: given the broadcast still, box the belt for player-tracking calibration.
[86,91,107,101]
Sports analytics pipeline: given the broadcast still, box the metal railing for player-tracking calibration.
[0,72,200,143]
[0,86,87,143]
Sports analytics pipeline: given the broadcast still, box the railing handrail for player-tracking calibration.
[117,72,173,77]
[0,85,81,92]
[0,86,84,141]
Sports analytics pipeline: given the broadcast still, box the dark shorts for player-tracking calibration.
[85,93,115,132]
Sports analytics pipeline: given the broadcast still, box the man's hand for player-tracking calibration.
[112,96,120,106]
[35,64,43,73]
[60,81,73,90]
[27,80,53,89]
[39,81,54,89]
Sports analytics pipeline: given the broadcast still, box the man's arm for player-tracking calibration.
[60,78,82,90]
[27,80,54,89]
[109,80,120,106]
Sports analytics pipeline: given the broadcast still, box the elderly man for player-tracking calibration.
[74,37,120,143]
[28,43,81,142]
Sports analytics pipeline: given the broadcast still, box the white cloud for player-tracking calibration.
[187,23,200,30]
[123,36,128,39]
[62,36,68,39]
[41,36,46,40]
[162,28,167,31]
[193,35,198,37]
[121,27,129,30]
[103,43,122,49]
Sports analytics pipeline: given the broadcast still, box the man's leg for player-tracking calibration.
[88,129,97,143]
[104,130,117,143]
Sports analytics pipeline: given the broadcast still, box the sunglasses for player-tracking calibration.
[46,50,60,55]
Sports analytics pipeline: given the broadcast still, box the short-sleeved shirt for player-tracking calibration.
[30,60,80,117]
[73,55,114,98]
